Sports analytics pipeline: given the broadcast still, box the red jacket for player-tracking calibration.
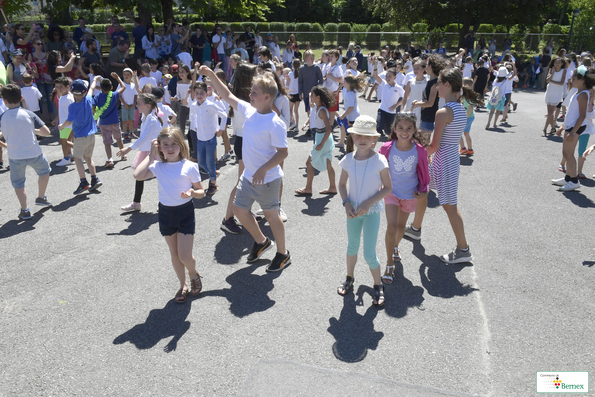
[378,140,430,193]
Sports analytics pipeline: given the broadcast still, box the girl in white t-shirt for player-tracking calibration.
[323,49,343,126]
[337,115,392,307]
[337,74,366,149]
[134,126,205,304]
[117,93,164,212]
[296,86,336,196]
[287,59,301,130]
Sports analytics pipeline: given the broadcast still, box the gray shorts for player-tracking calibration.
[234,176,281,211]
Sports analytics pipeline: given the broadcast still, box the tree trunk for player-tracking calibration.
[137,1,151,27]
[558,0,569,25]
[161,0,174,23]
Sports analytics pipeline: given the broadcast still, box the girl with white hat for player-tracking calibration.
[337,115,392,307]
[485,67,508,129]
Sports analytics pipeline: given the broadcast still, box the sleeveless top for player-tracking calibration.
[32,52,52,84]
[11,62,28,87]
[564,90,590,129]
[421,78,439,122]
[440,102,467,146]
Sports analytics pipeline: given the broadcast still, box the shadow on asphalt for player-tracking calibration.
[427,190,440,208]
[113,299,192,352]
[460,156,474,166]
[50,193,92,212]
[197,262,281,318]
[383,261,425,319]
[106,211,159,236]
[583,261,595,267]
[562,191,595,208]
[409,240,477,298]
[327,285,384,363]
[0,206,52,239]
[214,220,274,264]
[299,195,332,216]
[49,161,75,176]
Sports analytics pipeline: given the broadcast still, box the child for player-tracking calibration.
[337,74,366,149]
[543,57,567,136]
[287,59,301,131]
[212,69,233,162]
[118,93,164,211]
[139,63,158,90]
[323,49,344,126]
[486,67,508,129]
[184,67,227,195]
[200,65,291,272]
[337,115,392,307]
[0,84,53,220]
[117,68,137,140]
[149,59,162,87]
[459,77,483,155]
[500,64,518,123]
[171,63,192,152]
[20,74,43,118]
[80,63,103,96]
[372,65,404,137]
[133,127,205,303]
[462,56,474,79]
[402,59,428,128]
[295,85,337,196]
[282,67,291,91]
[362,52,375,99]
[472,59,490,100]
[58,78,103,195]
[551,66,595,191]
[53,77,75,166]
[377,113,429,283]
[153,87,177,127]
[177,44,193,70]
[163,73,173,105]
[93,74,126,168]
[297,50,323,135]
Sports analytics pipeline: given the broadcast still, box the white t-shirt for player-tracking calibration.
[324,64,343,92]
[150,70,163,87]
[403,60,412,73]
[148,159,201,206]
[189,98,227,141]
[462,63,474,79]
[87,73,102,96]
[117,82,137,106]
[0,108,45,160]
[395,72,406,87]
[212,34,226,53]
[176,82,191,107]
[343,90,360,122]
[273,94,290,128]
[237,100,287,184]
[288,71,299,95]
[379,80,405,114]
[21,86,43,112]
[503,73,514,94]
[0,99,7,115]
[130,113,163,152]
[339,152,388,213]
[177,52,193,68]
[58,93,75,124]
[139,76,158,90]
[158,102,177,127]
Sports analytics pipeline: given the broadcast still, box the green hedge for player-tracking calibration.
[352,24,367,45]
[255,22,269,32]
[324,23,338,43]
[310,23,323,46]
[269,22,285,34]
[367,24,382,50]
[477,24,495,33]
[381,23,398,45]
[337,23,351,47]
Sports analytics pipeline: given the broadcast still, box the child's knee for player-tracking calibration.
[365,255,380,270]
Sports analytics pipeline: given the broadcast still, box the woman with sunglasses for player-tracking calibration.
[28,39,56,121]
[157,26,172,60]
[13,24,35,55]
[47,26,65,53]
[7,50,35,87]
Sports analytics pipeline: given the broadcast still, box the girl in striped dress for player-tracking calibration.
[428,68,476,264]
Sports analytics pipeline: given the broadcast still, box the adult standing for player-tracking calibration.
[170,23,188,59]
[201,30,212,67]
[29,39,55,120]
[464,31,475,55]
[7,50,34,87]
[435,42,447,57]
[110,22,129,48]
[47,50,76,81]
[81,38,103,72]
[241,25,256,62]
[132,18,146,61]
[346,43,355,59]
[189,26,206,65]
[107,40,131,86]
[106,16,119,37]
[488,35,497,58]
[79,28,100,54]
[212,25,226,72]
[537,48,551,89]
[73,18,87,50]
[502,34,513,53]
[13,24,35,55]
[142,24,159,60]
[354,45,363,71]
[157,26,172,60]
[478,35,486,50]
[224,27,235,80]
[47,26,65,53]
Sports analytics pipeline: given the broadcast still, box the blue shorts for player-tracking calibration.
[464,116,475,133]
[121,106,135,121]
[420,121,435,132]
[158,201,195,236]
[9,153,52,189]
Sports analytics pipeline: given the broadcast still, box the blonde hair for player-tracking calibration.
[157,127,189,162]
[304,50,315,60]
[253,73,278,100]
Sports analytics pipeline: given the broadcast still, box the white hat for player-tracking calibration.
[84,27,94,34]
[349,115,380,136]
[497,67,508,77]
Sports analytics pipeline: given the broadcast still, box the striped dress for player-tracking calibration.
[429,101,467,205]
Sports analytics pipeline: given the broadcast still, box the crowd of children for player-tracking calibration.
[2,30,595,307]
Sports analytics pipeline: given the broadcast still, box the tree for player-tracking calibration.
[2,0,32,20]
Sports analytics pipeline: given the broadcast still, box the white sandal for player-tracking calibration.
[392,247,401,261]
[382,265,395,285]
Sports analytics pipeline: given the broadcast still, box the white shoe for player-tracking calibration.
[219,152,231,162]
[551,177,566,186]
[279,207,287,222]
[56,157,72,166]
[559,181,580,191]
[121,202,141,212]
[255,208,264,216]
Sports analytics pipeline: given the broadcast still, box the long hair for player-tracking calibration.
[292,58,300,79]
[344,74,367,93]
[311,85,335,109]
[146,24,155,42]
[390,112,425,146]
[438,68,463,92]
[138,93,163,126]
[157,127,189,162]
[229,63,256,118]
[461,77,484,106]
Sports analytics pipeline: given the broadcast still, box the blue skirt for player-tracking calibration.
[310,128,334,172]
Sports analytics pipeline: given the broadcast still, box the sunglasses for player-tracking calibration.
[34,42,43,45]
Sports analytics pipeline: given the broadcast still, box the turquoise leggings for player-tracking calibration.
[578,134,590,157]
[346,211,381,270]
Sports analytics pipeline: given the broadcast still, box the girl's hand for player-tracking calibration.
[354,201,371,217]
[344,202,356,218]
[198,65,210,75]
[564,131,574,141]
[194,61,200,70]
[414,191,428,199]
[301,123,308,131]
[582,144,595,159]
[150,139,159,157]
[315,143,323,151]
[181,189,194,199]
[410,100,419,109]
[110,72,119,79]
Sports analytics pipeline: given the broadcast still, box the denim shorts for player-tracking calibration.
[420,121,435,132]
[464,116,475,133]
[121,106,135,121]
[158,200,195,236]
[234,175,281,211]
[9,153,52,189]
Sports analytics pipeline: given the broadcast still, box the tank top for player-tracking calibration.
[564,90,590,130]
[32,52,52,84]
[421,78,439,122]
[309,105,329,129]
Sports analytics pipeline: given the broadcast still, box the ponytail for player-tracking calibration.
[461,86,483,107]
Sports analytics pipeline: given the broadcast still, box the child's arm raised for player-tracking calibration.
[89,75,101,94]
[199,65,240,110]
[111,72,127,97]
[338,169,355,218]
[132,71,143,95]
[134,139,158,181]
[373,63,382,84]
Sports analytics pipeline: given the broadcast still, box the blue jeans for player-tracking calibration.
[38,82,55,117]
[194,135,217,180]
[346,211,381,270]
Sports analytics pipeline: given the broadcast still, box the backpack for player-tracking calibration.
[489,84,502,106]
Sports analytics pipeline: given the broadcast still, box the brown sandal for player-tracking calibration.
[174,285,188,303]
[190,273,202,296]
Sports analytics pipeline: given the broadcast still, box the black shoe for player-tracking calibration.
[18,209,32,220]
[74,181,89,195]
[305,129,312,137]
[206,181,218,195]
[89,178,102,191]
[247,237,273,262]
[266,250,291,272]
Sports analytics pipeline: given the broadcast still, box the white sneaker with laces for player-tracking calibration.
[56,157,72,166]
[279,207,288,222]
[255,208,264,216]
[121,202,141,212]
[559,181,580,191]
[551,177,567,186]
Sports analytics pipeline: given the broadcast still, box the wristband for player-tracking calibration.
[342,198,350,207]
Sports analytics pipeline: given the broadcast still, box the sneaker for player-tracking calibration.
[551,177,567,186]
[278,207,288,222]
[0,161,3,169]
[18,209,32,220]
[35,195,52,207]
[247,237,273,262]
[56,157,72,166]
[559,180,580,191]
[74,181,90,195]
[404,225,422,240]
[220,217,242,234]
[206,181,218,195]
[266,250,291,272]
[121,202,141,212]
[104,160,115,169]
[89,178,102,191]
[465,149,474,155]
[440,246,473,264]
[130,132,139,139]
[219,152,231,162]
[459,147,467,155]
[513,103,518,111]
[255,209,264,216]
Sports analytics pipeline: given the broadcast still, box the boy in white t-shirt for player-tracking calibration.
[373,66,404,136]
[323,49,344,126]
[116,68,137,139]
[53,76,75,166]
[139,63,158,89]
[0,84,53,220]
[149,59,162,87]
[200,65,291,272]
[21,74,43,118]
[462,56,475,79]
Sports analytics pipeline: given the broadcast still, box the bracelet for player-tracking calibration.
[342,198,350,207]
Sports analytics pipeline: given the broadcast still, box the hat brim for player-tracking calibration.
[349,128,380,137]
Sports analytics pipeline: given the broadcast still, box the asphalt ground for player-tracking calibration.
[0,88,594,397]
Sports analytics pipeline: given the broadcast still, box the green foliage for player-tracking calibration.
[477,24,495,33]
[495,25,508,33]
[427,28,444,48]
[282,23,296,41]
[255,22,270,32]
[203,23,216,33]
[337,23,351,47]
[324,23,339,43]
[310,23,324,46]
[269,22,285,34]
[295,23,312,45]
[3,0,31,19]
[241,22,256,31]
[351,24,368,45]
[381,23,398,45]
[367,23,382,50]
[411,22,428,44]
[229,22,243,33]
[445,24,459,33]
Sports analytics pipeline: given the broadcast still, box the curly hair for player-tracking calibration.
[427,54,447,76]
[310,85,335,109]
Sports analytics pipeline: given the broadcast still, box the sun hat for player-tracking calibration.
[497,67,508,77]
[70,79,89,94]
[84,27,94,34]
[164,74,172,79]
[11,49,23,57]
[349,115,380,136]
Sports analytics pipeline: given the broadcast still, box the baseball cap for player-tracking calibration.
[84,27,93,34]
[171,64,179,71]
[164,74,172,79]
[70,79,89,94]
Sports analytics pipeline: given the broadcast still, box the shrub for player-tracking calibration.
[477,24,494,33]
[411,22,428,44]
[367,23,382,50]
[351,24,367,46]
[282,23,296,42]
[229,22,243,33]
[310,23,324,46]
[382,22,398,45]
[324,23,339,43]
[495,25,508,33]
[337,23,351,47]
[255,22,269,33]
[427,28,444,48]
[296,23,311,45]
[444,24,459,33]
[203,23,216,34]
[269,22,285,35]
[241,22,256,31]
